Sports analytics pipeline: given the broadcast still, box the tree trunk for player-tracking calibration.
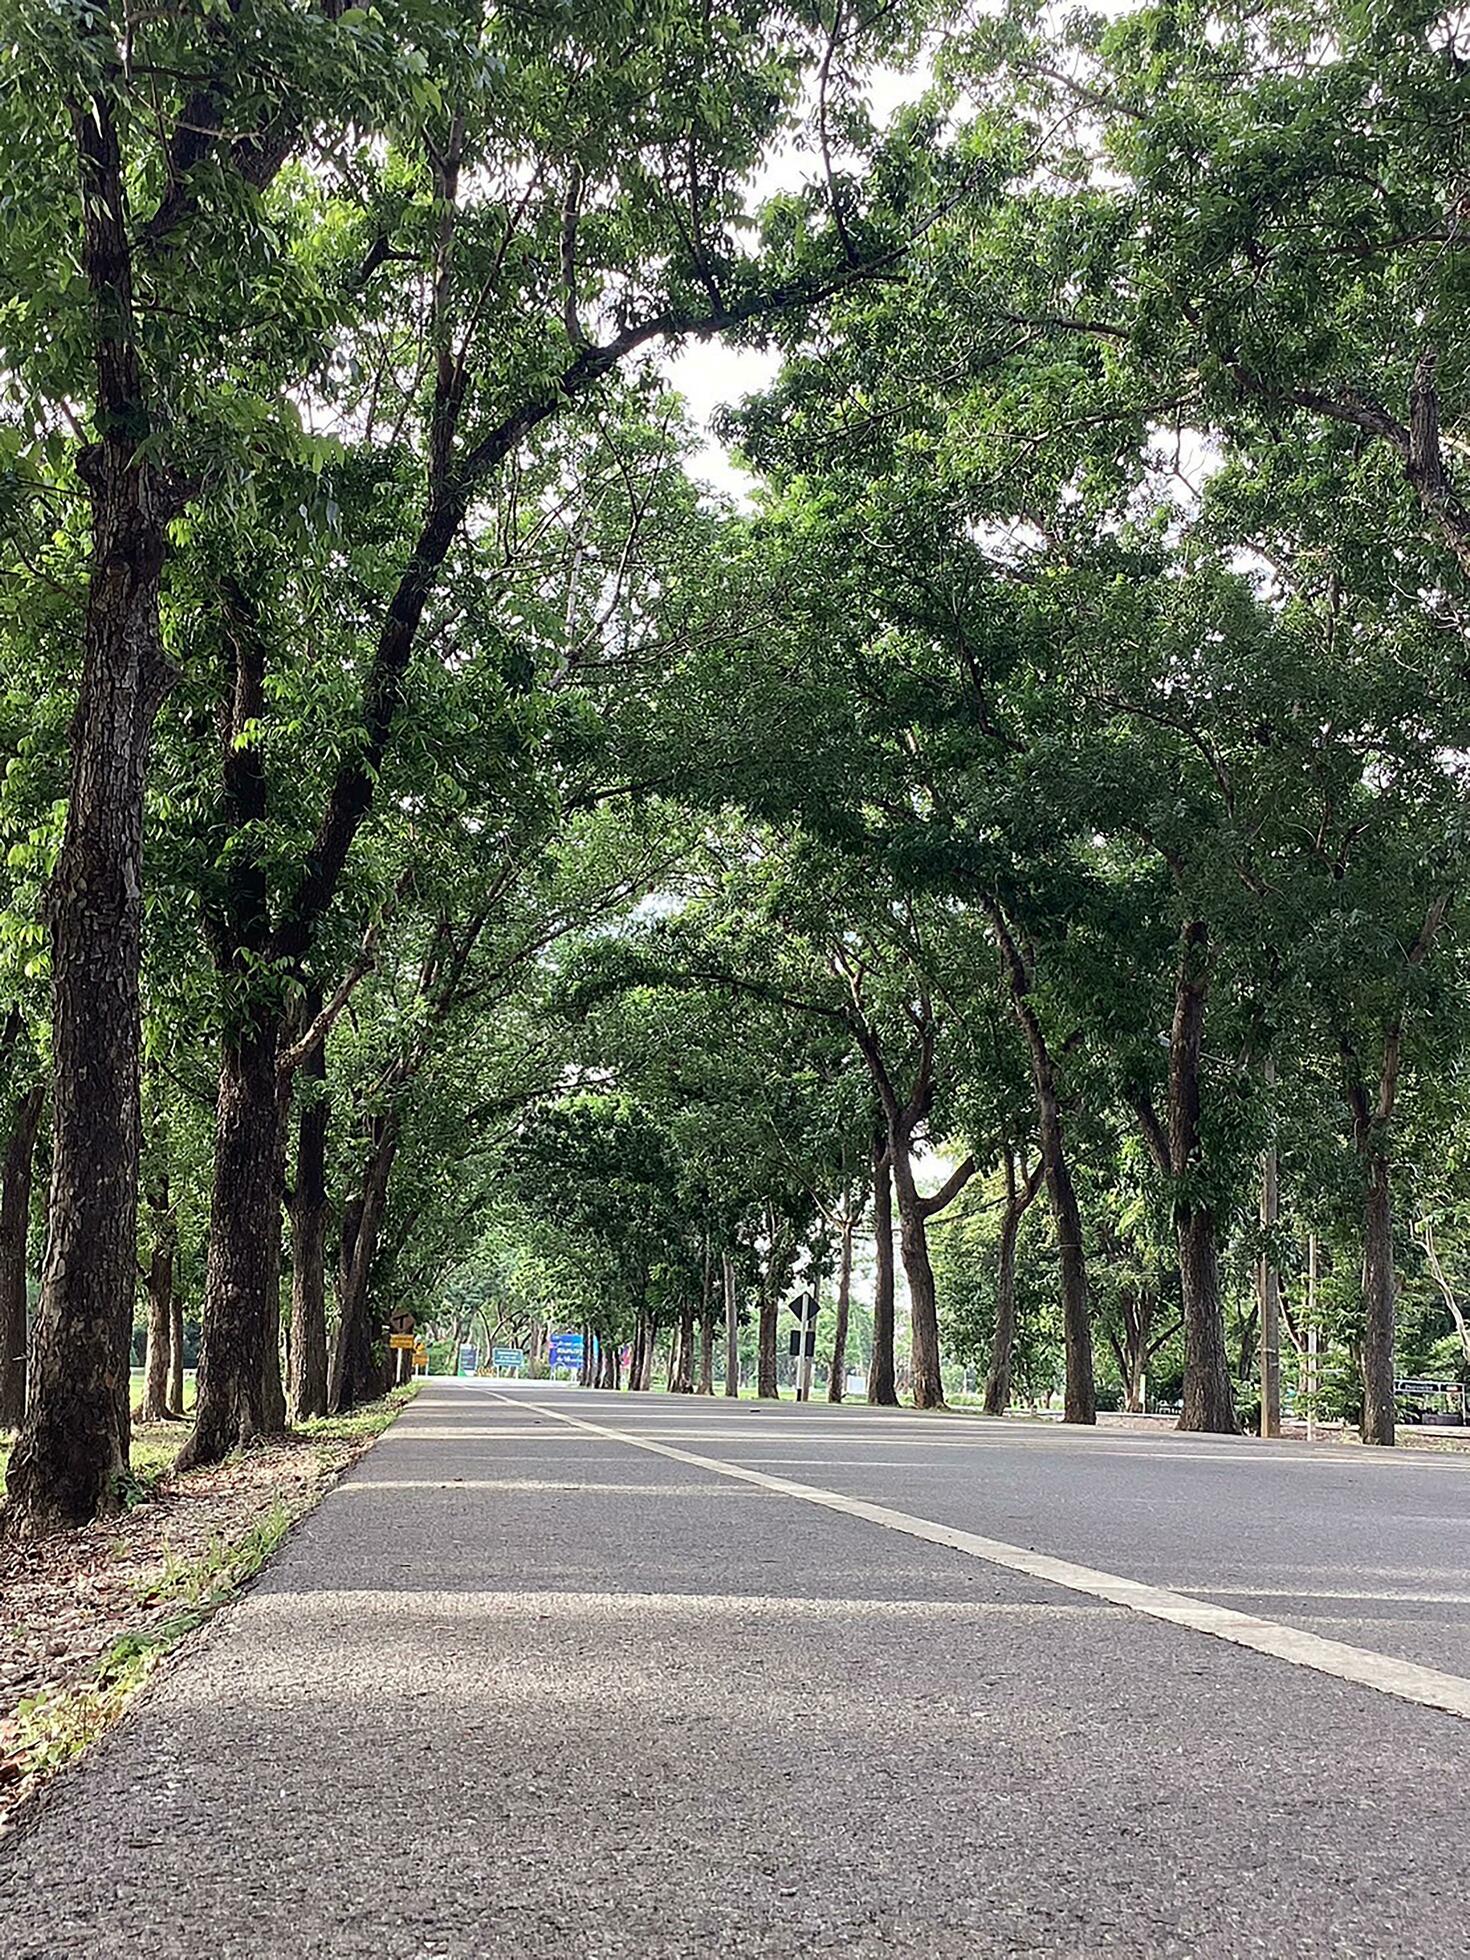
[1036,1083,1094,1425]
[867,1136,898,1405]
[638,1320,655,1392]
[826,1214,854,1403]
[1176,1206,1236,1430]
[2,75,174,1539]
[1118,1286,1158,1413]
[179,1023,286,1468]
[1360,1150,1396,1446]
[138,1175,177,1423]
[889,1132,945,1409]
[983,1150,1043,1417]
[1168,922,1237,1434]
[757,1282,778,1398]
[672,1294,695,1393]
[261,1215,287,1434]
[168,1280,185,1418]
[698,1309,715,1395]
[987,902,1095,1426]
[723,1251,739,1396]
[0,1085,45,1432]
[288,1037,330,1422]
[329,1114,398,1412]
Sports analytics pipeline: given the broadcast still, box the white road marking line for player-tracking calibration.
[492,1391,1470,1725]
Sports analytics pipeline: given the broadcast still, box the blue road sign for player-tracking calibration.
[491,1346,525,1374]
[457,1344,479,1376]
[548,1332,585,1371]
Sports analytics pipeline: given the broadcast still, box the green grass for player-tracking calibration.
[295,1381,418,1455]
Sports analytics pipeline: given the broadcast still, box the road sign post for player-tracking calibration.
[787,1293,819,1402]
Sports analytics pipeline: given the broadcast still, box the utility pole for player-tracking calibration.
[1259,1053,1281,1438]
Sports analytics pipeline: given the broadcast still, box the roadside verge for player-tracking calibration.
[0,1384,418,1834]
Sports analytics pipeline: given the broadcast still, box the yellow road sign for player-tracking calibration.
[389,1334,415,1351]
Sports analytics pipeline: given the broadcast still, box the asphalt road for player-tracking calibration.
[4,1380,1470,1958]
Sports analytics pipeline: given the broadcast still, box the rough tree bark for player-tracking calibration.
[867,1135,898,1406]
[3,75,174,1536]
[0,1085,45,1432]
[983,1148,1045,1416]
[288,1033,330,1422]
[826,1213,854,1403]
[757,1287,779,1399]
[986,901,1096,1425]
[179,1028,285,1465]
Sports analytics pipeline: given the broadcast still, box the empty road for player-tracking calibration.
[5,1380,1470,1956]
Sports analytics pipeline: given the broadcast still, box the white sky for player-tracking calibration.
[663,60,929,500]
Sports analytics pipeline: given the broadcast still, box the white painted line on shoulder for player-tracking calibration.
[495,1392,1470,1726]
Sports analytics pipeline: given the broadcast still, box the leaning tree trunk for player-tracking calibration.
[0,1085,45,1432]
[983,1152,1042,1417]
[2,78,173,1539]
[288,1038,330,1422]
[138,1176,177,1423]
[1360,1150,1397,1446]
[889,1134,945,1409]
[330,1114,397,1413]
[868,1137,898,1406]
[988,900,1095,1425]
[826,1215,854,1404]
[179,1022,285,1468]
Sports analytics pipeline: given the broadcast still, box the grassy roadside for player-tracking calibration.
[0,1384,417,1833]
